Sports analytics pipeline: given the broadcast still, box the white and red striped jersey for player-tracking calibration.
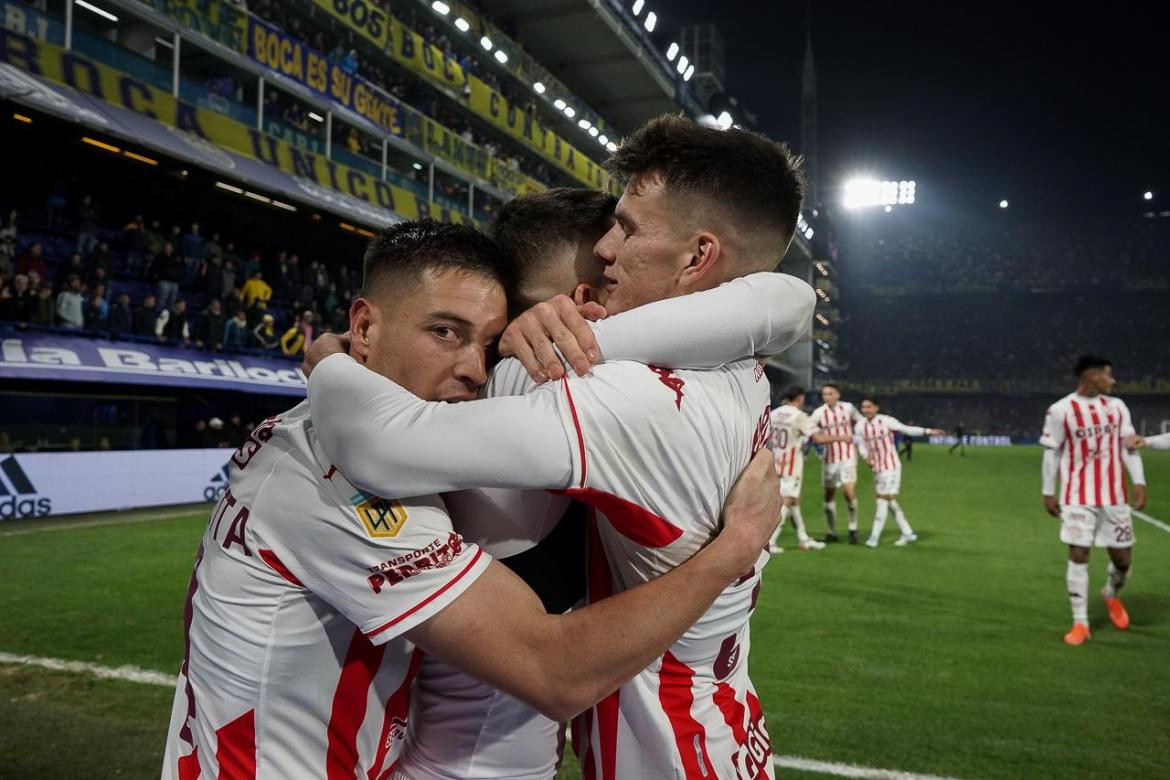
[810,401,860,464]
[770,404,817,477]
[854,415,927,474]
[1040,393,1143,507]
[162,402,490,779]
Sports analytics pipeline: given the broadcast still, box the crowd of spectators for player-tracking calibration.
[0,202,354,359]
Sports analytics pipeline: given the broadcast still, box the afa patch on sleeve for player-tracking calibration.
[351,492,409,538]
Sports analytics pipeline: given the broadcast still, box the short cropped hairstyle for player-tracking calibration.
[490,188,617,278]
[821,383,840,393]
[860,396,880,407]
[1074,355,1112,377]
[605,114,806,265]
[360,219,514,301]
[783,385,806,402]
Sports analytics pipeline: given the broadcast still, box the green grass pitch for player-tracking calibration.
[2,446,1169,778]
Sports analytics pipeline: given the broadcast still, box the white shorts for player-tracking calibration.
[821,460,857,488]
[780,474,803,498]
[1060,504,1135,548]
[873,468,902,496]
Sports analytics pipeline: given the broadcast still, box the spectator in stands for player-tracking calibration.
[222,259,239,301]
[142,218,165,259]
[0,209,17,276]
[56,252,86,292]
[241,269,273,308]
[223,308,250,351]
[32,283,54,325]
[76,194,100,256]
[252,313,278,350]
[241,251,261,281]
[134,293,158,337]
[121,215,147,276]
[56,275,85,329]
[17,242,47,281]
[84,289,108,333]
[108,291,133,336]
[0,274,36,326]
[89,264,110,293]
[153,241,182,311]
[182,223,204,283]
[88,240,112,277]
[300,309,315,349]
[195,298,225,352]
[203,251,225,299]
[191,419,211,448]
[90,283,109,320]
[205,232,223,264]
[155,299,190,345]
[280,312,307,357]
[207,417,231,448]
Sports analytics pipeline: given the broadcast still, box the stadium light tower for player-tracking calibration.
[842,177,917,209]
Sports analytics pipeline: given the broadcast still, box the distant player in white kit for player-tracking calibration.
[1040,355,1147,646]
[810,383,862,543]
[769,385,851,552]
[854,397,944,548]
[161,220,784,778]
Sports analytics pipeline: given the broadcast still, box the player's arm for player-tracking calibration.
[1117,402,1147,509]
[407,449,780,721]
[307,353,574,496]
[1039,405,1065,516]
[500,272,817,383]
[886,417,944,438]
[809,432,849,444]
[1128,432,1170,450]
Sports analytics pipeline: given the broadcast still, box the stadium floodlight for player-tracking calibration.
[844,178,918,209]
[606,141,618,153]
[644,11,657,32]
[480,36,493,51]
[716,111,733,130]
[412,162,424,171]
[999,199,1009,209]
[431,1,450,15]
[588,126,599,137]
[77,0,118,22]
[666,42,679,61]
[533,81,546,94]
[578,119,591,130]
[494,50,508,64]
[676,55,688,75]
[454,17,470,32]
[564,106,576,118]
[632,0,645,16]
[683,65,695,81]
[1144,191,1154,200]
[308,112,324,123]
[898,180,916,205]
[598,134,609,145]
[554,99,567,110]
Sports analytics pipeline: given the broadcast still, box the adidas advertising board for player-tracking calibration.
[0,450,232,520]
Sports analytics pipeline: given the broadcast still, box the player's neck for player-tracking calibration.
[1075,383,1100,399]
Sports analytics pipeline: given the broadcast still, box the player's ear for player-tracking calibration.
[349,298,375,364]
[572,282,595,306]
[680,231,723,288]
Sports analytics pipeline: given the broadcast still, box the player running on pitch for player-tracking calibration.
[810,384,862,543]
[769,386,852,552]
[1040,355,1147,646]
[854,397,944,548]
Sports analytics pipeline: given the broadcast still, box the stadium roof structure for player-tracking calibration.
[476,0,686,132]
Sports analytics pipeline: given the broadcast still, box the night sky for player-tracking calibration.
[660,1,1167,221]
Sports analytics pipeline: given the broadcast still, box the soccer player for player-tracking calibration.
[810,383,862,543]
[854,397,944,548]
[769,385,852,552]
[307,115,814,778]
[161,221,784,778]
[1040,355,1147,646]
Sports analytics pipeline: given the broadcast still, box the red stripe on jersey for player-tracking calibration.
[561,375,588,489]
[327,630,385,780]
[597,689,620,780]
[575,512,611,780]
[1104,402,1119,505]
[714,682,746,743]
[215,709,256,780]
[559,488,685,548]
[177,747,200,780]
[369,648,424,780]
[1062,417,1075,505]
[178,543,206,747]
[580,708,596,780]
[745,691,773,777]
[659,652,714,779]
[1070,400,1090,505]
[1088,405,1104,506]
[364,547,485,638]
[258,548,304,587]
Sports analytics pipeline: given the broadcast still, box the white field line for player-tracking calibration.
[773,755,963,780]
[0,508,204,537]
[0,651,174,687]
[1133,509,1170,534]
[0,651,967,780]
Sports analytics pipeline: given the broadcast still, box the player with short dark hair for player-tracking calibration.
[810,383,862,543]
[1040,355,1147,646]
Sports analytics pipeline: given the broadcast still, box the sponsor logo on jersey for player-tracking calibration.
[0,456,52,520]
[366,532,465,593]
[714,635,741,681]
[351,492,409,538]
[203,462,231,502]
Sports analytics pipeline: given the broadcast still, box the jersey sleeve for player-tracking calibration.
[886,416,928,437]
[1145,432,1170,451]
[590,271,815,367]
[483,356,538,398]
[256,489,491,645]
[307,353,576,496]
[1115,400,1146,486]
[1039,403,1065,450]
